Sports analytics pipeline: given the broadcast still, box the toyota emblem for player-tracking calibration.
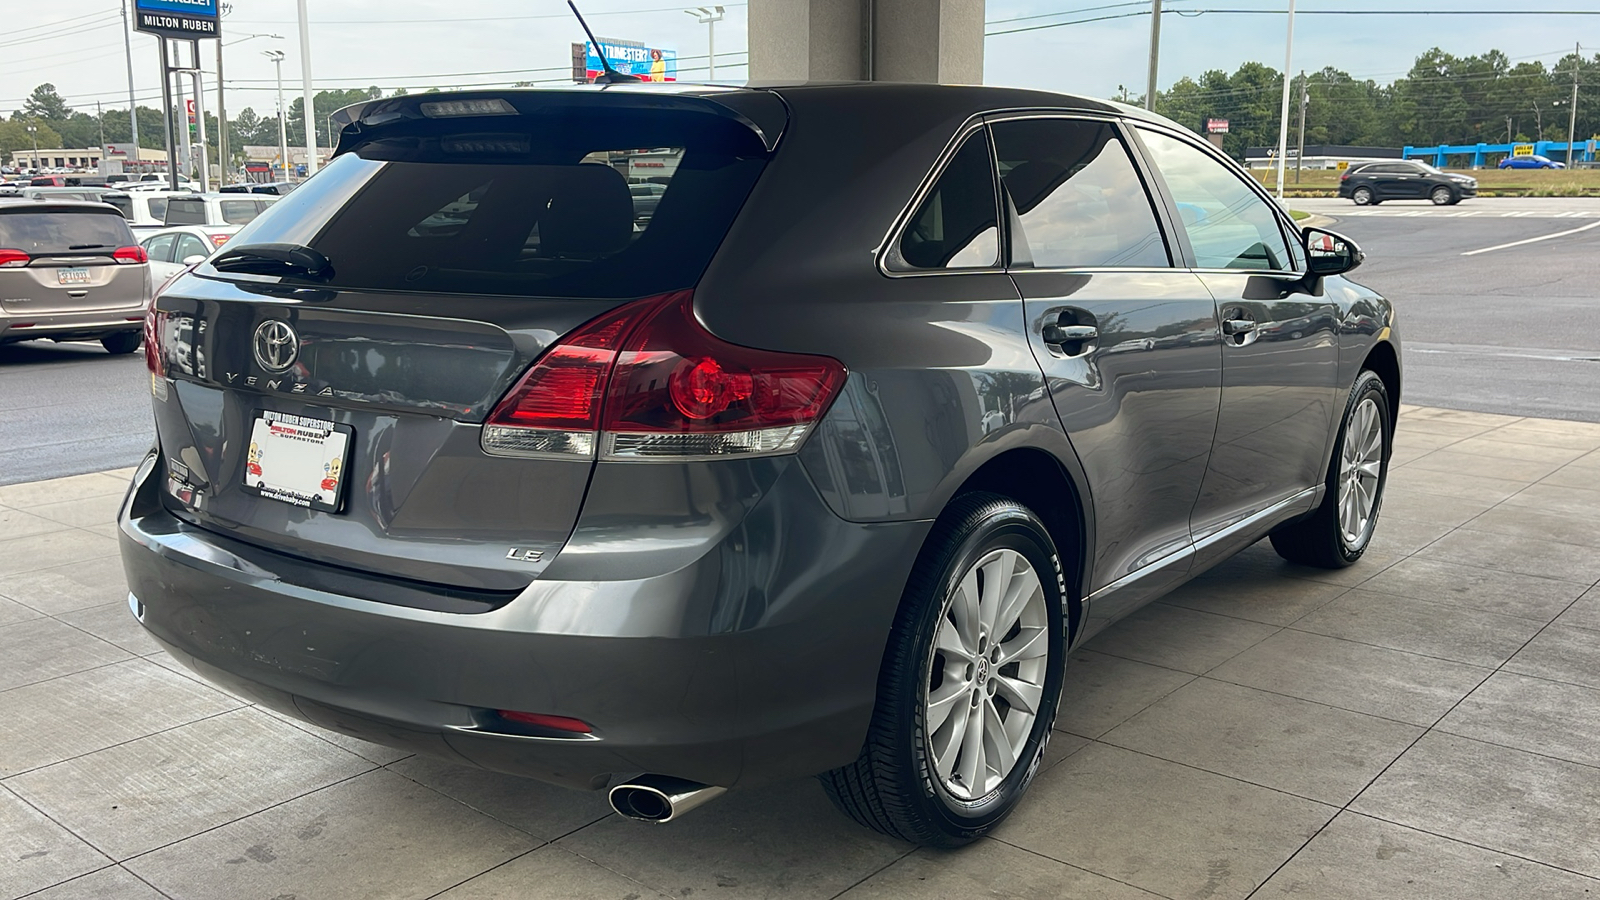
[252,320,299,373]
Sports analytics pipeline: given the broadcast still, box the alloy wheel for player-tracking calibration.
[1353,187,1373,205]
[924,547,1050,801]
[1337,397,1384,547]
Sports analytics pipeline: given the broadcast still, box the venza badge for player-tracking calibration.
[252,320,299,372]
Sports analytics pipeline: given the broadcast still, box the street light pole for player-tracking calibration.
[1274,0,1297,200]
[296,0,317,174]
[265,50,289,182]
[684,7,725,81]
[27,122,38,171]
[1145,0,1162,110]
[121,0,140,152]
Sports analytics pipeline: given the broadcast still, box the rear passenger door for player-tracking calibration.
[1132,126,1340,567]
[992,115,1222,635]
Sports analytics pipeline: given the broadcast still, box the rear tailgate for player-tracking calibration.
[148,88,781,592]
[0,206,146,314]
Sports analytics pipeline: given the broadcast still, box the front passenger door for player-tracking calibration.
[1135,127,1340,567]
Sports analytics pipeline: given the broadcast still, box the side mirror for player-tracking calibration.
[1303,226,1363,277]
[181,255,207,265]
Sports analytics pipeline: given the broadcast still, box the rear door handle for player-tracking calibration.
[1043,324,1099,344]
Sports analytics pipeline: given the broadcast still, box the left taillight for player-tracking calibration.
[113,245,148,264]
[0,248,28,268]
[481,291,847,462]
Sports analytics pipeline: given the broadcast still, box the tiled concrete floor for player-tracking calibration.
[3,405,1600,899]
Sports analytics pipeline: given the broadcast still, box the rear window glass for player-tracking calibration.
[166,198,206,225]
[0,210,133,255]
[215,107,769,298]
[147,198,169,220]
[103,194,133,219]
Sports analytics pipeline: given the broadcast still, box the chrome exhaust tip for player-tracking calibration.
[608,775,727,824]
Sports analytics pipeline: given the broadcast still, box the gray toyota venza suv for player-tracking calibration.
[119,83,1399,846]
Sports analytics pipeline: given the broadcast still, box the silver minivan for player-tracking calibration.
[0,200,150,353]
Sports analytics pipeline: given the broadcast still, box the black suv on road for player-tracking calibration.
[1338,159,1477,205]
[121,83,1399,846]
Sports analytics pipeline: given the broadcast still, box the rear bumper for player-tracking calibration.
[118,450,929,791]
[0,307,144,342]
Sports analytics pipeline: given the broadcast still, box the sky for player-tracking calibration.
[0,0,1595,125]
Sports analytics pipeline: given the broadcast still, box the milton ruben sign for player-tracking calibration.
[134,0,220,40]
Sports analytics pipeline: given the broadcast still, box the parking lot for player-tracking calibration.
[3,404,1600,899]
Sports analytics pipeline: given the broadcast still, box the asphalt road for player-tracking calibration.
[3,197,1597,485]
[1296,197,1600,423]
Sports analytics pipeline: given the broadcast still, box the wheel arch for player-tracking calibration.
[1362,340,1401,436]
[946,446,1090,644]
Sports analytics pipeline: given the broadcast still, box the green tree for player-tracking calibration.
[20,83,71,123]
[0,119,62,162]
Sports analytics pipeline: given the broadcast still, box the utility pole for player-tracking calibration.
[265,50,289,182]
[1294,71,1308,184]
[1145,0,1162,110]
[217,42,229,186]
[297,0,317,174]
[1567,42,1581,169]
[1274,0,1297,199]
[1506,116,1513,143]
[121,0,140,152]
[97,101,107,157]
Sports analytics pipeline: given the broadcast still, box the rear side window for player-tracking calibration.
[220,199,264,225]
[175,233,210,261]
[1138,129,1293,271]
[165,198,206,225]
[992,118,1169,269]
[147,198,169,221]
[218,108,769,299]
[888,131,1000,271]
[0,210,133,255]
[103,194,133,219]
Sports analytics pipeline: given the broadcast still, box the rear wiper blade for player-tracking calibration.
[210,243,333,279]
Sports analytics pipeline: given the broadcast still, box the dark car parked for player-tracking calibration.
[1338,159,1477,205]
[119,83,1399,847]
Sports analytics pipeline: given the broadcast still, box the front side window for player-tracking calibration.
[1139,129,1294,271]
[888,130,1000,271]
[992,118,1169,269]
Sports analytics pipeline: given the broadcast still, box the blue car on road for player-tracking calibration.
[1499,154,1565,169]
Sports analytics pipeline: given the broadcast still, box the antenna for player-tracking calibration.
[568,1,641,84]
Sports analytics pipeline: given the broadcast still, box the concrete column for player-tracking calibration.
[748,0,983,85]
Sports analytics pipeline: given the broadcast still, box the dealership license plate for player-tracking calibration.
[56,267,91,285]
[241,411,353,513]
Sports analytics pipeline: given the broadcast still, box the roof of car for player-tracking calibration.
[329,81,1173,154]
[0,198,126,214]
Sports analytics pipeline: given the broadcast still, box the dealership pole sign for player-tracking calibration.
[134,0,220,40]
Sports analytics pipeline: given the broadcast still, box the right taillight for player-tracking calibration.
[482,291,846,462]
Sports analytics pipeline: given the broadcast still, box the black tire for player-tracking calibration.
[101,332,142,355]
[1430,185,1455,206]
[1351,186,1376,206]
[1270,370,1392,568]
[820,492,1067,847]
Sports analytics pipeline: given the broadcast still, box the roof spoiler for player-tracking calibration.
[328,88,787,157]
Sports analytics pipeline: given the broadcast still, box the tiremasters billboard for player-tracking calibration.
[134,0,220,39]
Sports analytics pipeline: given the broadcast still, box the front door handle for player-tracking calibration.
[1043,323,1099,344]
[1222,319,1256,336]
